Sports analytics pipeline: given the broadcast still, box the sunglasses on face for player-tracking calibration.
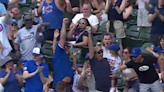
[79,22,86,25]
[96,49,103,54]
[123,51,129,54]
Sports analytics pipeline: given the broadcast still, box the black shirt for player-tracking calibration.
[89,58,111,92]
[126,56,159,84]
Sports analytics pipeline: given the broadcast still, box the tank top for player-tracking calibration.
[108,0,124,21]
[41,0,64,29]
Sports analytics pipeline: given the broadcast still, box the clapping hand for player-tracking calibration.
[37,66,43,73]
[155,7,160,14]
[54,29,59,38]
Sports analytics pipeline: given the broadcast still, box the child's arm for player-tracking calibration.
[72,51,77,70]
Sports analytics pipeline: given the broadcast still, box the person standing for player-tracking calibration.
[52,18,73,91]
[87,26,111,92]
[23,47,49,92]
[38,0,72,41]
[120,47,163,92]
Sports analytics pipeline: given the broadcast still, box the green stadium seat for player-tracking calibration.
[112,38,121,44]
[126,25,140,39]
[98,22,108,33]
[41,43,53,58]
[139,28,151,40]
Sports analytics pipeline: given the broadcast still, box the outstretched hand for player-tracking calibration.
[54,29,59,38]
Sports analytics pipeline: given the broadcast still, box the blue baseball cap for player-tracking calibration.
[32,47,43,56]
[130,47,141,57]
[10,19,17,25]
[19,59,27,64]
[77,64,83,68]
[108,44,120,52]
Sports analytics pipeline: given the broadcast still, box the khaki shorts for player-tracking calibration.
[113,20,126,38]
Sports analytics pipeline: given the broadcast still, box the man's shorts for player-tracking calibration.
[137,9,152,27]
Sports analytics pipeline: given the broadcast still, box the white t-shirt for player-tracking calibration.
[15,25,40,60]
[72,13,99,26]
[0,17,12,59]
[137,0,149,9]
[102,46,121,71]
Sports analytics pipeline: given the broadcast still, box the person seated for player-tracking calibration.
[71,3,99,33]
[68,18,91,47]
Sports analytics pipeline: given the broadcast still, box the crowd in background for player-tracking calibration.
[0,0,164,92]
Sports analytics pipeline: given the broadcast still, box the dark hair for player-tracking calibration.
[159,35,164,46]
[102,33,112,39]
[124,47,131,53]
[56,81,66,92]
[79,18,91,26]
[8,5,19,11]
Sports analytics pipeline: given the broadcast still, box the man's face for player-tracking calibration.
[103,35,112,47]
[82,4,91,15]
[24,18,33,28]
[34,54,43,61]
[11,7,20,18]
[132,54,142,63]
[94,46,103,60]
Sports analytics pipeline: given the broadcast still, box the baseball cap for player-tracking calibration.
[130,47,141,57]
[32,47,43,56]
[0,56,13,67]
[10,19,17,25]
[23,14,33,20]
[19,59,27,64]
[108,44,120,52]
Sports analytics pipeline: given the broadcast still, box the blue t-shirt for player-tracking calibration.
[0,69,22,92]
[154,46,164,52]
[24,60,49,92]
[53,44,73,88]
[41,0,64,29]
[149,7,164,34]
[0,0,8,4]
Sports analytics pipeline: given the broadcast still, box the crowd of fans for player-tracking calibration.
[0,0,164,92]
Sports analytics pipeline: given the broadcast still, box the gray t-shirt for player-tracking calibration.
[15,25,39,60]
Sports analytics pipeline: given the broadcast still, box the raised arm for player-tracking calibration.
[115,0,127,14]
[148,8,158,23]
[59,18,69,48]
[65,0,73,13]
[8,0,20,5]
[53,30,59,53]
[105,0,112,14]
[37,0,44,16]
[86,27,94,59]
[123,5,133,19]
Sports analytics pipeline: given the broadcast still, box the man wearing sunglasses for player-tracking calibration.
[87,27,111,92]
[120,47,163,92]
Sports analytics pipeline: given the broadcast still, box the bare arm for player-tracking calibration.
[37,0,44,16]
[66,0,73,13]
[159,14,164,22]
[39,72,47,84]
[129,69,138,81]
[0,72,10,85]
[59,18,69,48]
[37,23,50,32]
[15,73,23,84]
[92,25,98,33]
[93,2,105,14]
[8,0,19,5]
[53,30,59,53]
[115,0,127,14]
[72,52,77,70]
[23,70,38,79]
[87,27,94,59]
[105,0,111,14]
[146,47,159,58]
[148,13,158,23]
[118,65,128,72]
[74,36,88,47]
[123,5,133,19]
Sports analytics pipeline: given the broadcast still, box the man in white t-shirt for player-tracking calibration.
[71,3,99,33]
[14,14,49,60]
